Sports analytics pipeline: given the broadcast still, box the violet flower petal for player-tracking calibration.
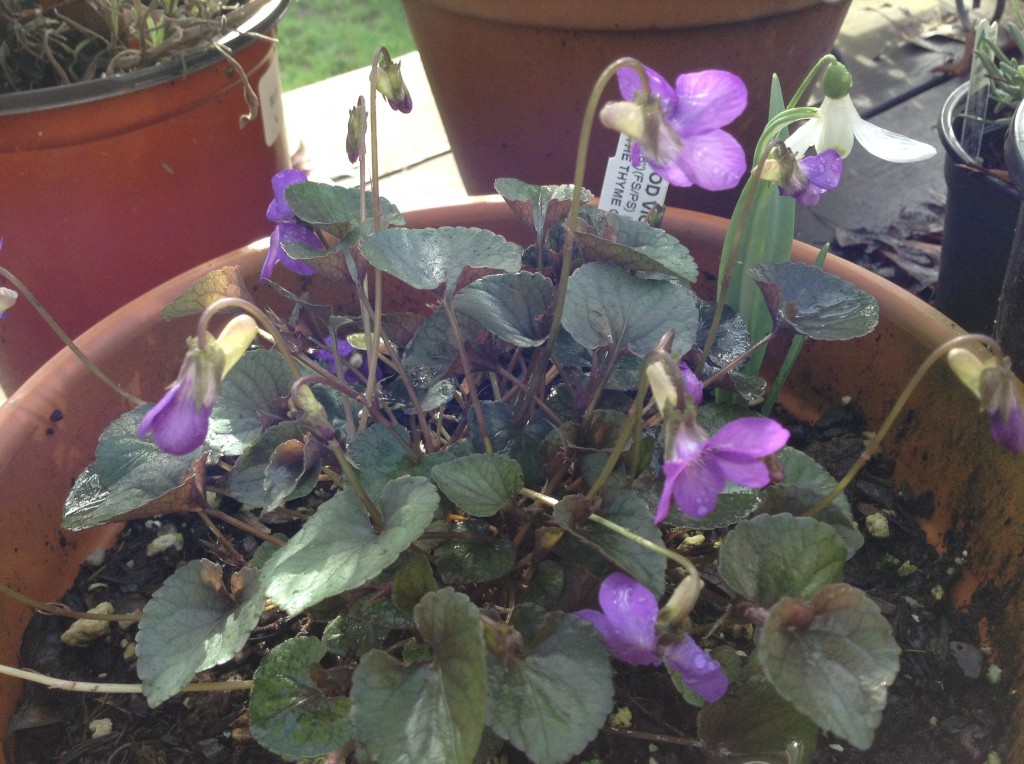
[578,572,661,665]
[267,169,309,221]
[137,379,210,456]
[662,634,729,702]
[670,129,747,192]
[670,70,748,133]
[989,403,1024,453]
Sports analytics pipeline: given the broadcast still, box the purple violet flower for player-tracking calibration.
[611,66,748,191]
[138,345,220,456]
[262,169,322,282]
[947,348,1024,453]
[779,150,843,207]
[657,410,790,521]
[577,573,728,703]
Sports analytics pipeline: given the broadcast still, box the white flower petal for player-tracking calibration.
[785,113,823,158]
[851,116,937,163]
[0,287,17,314]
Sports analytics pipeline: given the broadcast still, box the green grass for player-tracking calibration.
[276,0,416,92]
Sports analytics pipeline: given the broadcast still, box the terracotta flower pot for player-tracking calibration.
[1,200,1021,758]
[399,1,851,217]
[0,0,292,395]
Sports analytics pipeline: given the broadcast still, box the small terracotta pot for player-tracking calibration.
[400,1,851,217]
[1,200,1021,758]
[0,0,291,394]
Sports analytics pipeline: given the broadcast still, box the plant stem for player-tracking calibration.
[326,440,384,531]
[0,266,145,406]
[588,365,651,500]
[442,298,493,453]
[585,513,700,582]
[196,297,303,380]
[0,663,251,694]
[515,57,651,424]
[0,583,141,622]
[806,333,1003,516]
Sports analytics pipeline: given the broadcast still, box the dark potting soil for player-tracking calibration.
[4,403,1013,764]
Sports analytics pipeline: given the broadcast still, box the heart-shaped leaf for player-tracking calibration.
[758,584,901,750]
[434,519,515,585]
[136,561,265,706]
[494,178,589,250]
[207,349,294,455]
[161,266,254,320]
[451,271,553,347]
[562,261,698,355]
[749,261,879,341]
[554,490,667,596]
[285,182,403,236]
[430,453,523,517]
[62,408,205,531]
[350,588,486,764]
[719,513,846,606]
[346,424,417,501]
[359,227,522,295]
[485,611,613,764]
[228,422,322,509]
[576,212,697,283]
[264,476,438,613]
[249,636,353,759]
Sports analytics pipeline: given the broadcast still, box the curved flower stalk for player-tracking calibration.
[785,61,936,163]
[262,169,323,283]
[138,315,258,455]
[577,573,728,703]
[600,65,748,191]
[651,363,790,521]
[947,347,1024,452]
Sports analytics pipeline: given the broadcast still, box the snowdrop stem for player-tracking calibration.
[0,265,145,406]
[786,54,837,110]
[807,333,1003,517]
[196,297,303,381]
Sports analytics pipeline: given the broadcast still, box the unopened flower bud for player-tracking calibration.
[214,314,258,375]
[375,49,412,114]
[947,347,1024,452]
[289,383,335,440]
[821,60,853,100]
[657,574,702,635]
[0,286,17,319]
[346,98,366,164]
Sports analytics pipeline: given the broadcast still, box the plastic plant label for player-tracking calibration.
[598,134,668,221]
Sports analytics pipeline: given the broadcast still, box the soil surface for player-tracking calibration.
[5,403,1012,763]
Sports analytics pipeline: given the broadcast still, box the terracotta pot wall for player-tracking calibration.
[401,1,851,217]
[1,200,1021,757]
[0,31,291,394]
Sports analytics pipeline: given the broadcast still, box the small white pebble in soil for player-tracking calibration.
[608,706,632,728]
[988,663,1003,684]
[60,602,114,646]
[88,718,113,738]
[841,395,852,405]
[896,561,918,577]
[122,641,137,660]
[987,752,1002,764]
[681,533,705,550]
[931,584,945,601]
[84,547,106,567]
[146,532,184,557]
[144,519,162,529]
[930,716,938,727]
[829,743,844,752]
[865,512,890,539]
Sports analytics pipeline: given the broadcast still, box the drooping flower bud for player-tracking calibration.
[0,286,17,319]
[821,60,853,100]
[947,347,1024,453]
[346,98,366,165]
[375,49,412,114]
[289,382,335,441]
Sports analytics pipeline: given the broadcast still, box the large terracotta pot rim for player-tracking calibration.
[401,0,848,31]
[0,0,289,115]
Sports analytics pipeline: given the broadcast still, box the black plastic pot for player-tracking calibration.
[935,82,1024,332]
[995,101,1024,360]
